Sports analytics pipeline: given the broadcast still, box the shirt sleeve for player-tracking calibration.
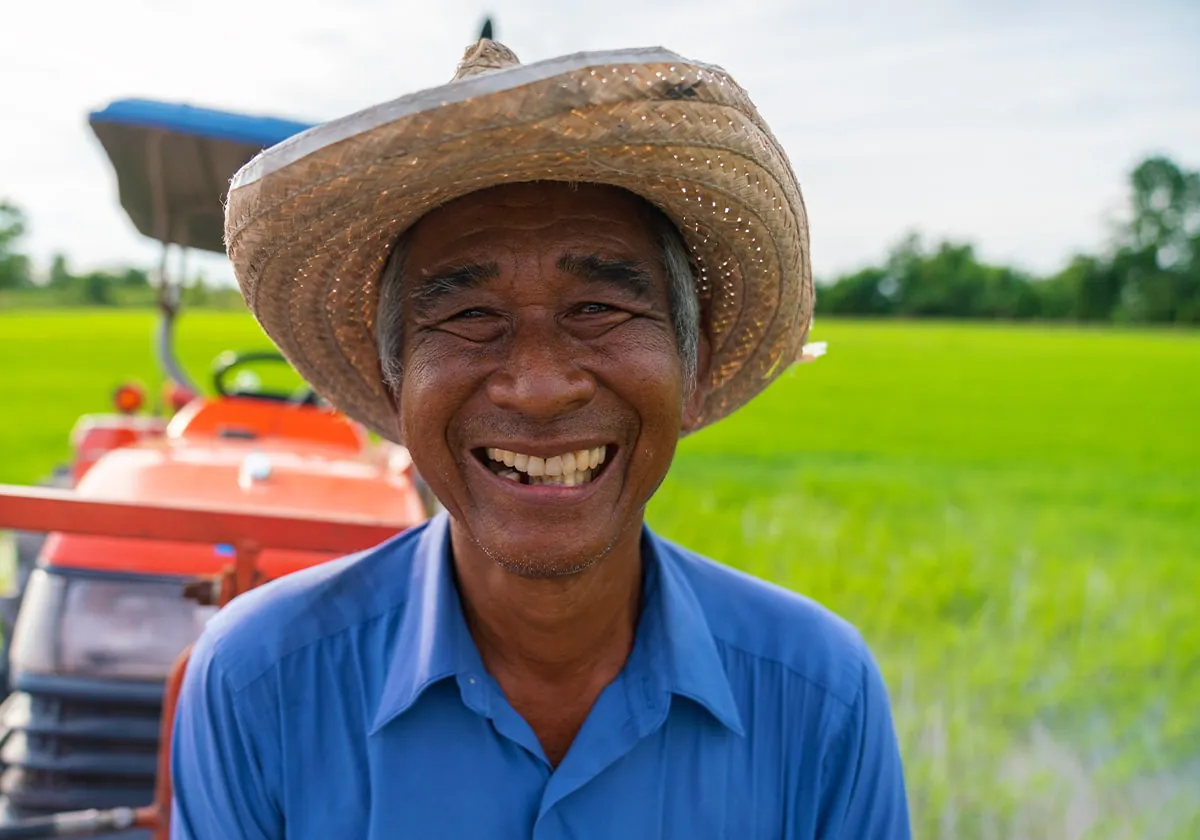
[169,631,284,840]
[816,646,912,840]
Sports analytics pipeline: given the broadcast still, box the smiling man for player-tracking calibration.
[170,39,910,839]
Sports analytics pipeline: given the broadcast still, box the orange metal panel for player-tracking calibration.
[0,483,418,555]
[166,396,367,452]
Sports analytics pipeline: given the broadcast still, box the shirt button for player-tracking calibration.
[468,677,477,685]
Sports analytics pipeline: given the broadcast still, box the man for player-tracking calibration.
[171,38,910,839]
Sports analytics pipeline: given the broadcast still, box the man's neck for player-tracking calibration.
[448,519,644,686]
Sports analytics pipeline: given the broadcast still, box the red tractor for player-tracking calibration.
[0,98,431,837]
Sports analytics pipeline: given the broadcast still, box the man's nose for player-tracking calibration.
[486,320,595,418]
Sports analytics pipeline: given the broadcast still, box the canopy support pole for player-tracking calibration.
[145,129,199,396]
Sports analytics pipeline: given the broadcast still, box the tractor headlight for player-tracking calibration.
[9,569,217,682]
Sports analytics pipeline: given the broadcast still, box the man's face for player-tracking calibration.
[394,181,699,577]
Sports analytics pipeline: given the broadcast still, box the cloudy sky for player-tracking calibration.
[2,0,1196,285]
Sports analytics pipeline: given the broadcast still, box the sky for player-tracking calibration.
[2,0,1197,286]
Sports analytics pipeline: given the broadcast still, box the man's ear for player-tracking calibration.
[681,330,712,432]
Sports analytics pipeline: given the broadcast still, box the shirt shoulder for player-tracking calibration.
[192,520,430,693]
[654,533,873,709]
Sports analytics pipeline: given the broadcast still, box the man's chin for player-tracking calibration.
[476,537,617,580]
[451,517,628,580]
[492,553,603,580]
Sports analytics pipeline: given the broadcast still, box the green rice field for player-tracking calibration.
[1,309,1198,838]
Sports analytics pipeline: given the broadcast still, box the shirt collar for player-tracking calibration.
[632,528,745,736]
[370,512,744,737]
[370,512,483,734]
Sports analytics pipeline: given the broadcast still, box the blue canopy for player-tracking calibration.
[89,98,312,149]
[88,98,314,254]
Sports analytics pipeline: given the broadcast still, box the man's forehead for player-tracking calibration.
[394,184,670,313]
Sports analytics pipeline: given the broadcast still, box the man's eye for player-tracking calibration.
[449,308,491,320]
[578,303,614,315]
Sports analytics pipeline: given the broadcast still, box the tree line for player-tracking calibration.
[815,155,1199,324]
[0,203,246,308]
[0,208,242,308]
[2,154,1197,324]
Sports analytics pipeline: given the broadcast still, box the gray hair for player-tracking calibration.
[377,210,701,397]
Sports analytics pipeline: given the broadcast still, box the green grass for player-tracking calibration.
[1,310,1198,838]
[652,320,1200,839]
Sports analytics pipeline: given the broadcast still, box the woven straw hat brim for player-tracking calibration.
[224,46,813,444]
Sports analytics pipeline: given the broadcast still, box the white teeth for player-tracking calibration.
[484,445,608,486]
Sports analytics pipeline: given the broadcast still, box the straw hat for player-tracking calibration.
[224,38,813,442]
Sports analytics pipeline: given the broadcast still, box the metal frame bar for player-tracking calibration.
[0,484,408,554]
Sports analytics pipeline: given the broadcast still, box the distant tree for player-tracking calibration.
[976,265,1041,320]
[119,267,150,288]
[48,253,72,288]
[1051,254,1123,322]
[1111,156,1200,323]
[1125,156,1200,259]
[0,201,32,290]
[853,234,1040,320]
[79,272,114,305]
[0,201,24,251]
[815,266,896,316]
[41,252,146,305]
[887,236,979,316]
[1185,230,1200,323]
[1033,265,1076,320]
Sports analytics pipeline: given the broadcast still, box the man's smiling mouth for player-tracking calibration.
[475,445,610,486]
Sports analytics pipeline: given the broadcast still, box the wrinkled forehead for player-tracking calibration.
[375,181,688,324]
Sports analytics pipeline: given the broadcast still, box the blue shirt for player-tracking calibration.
[170,512,910,839]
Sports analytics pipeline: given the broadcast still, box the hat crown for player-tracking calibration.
[453,39,521,80]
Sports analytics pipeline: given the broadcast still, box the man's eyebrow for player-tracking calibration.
[557,253,654,299]
[408,261,500,313]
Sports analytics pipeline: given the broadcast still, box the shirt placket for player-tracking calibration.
[529,672,670,839]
